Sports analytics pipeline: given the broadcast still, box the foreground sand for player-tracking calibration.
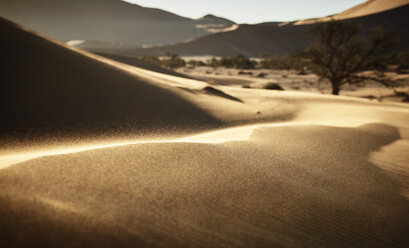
[1,18,409,247]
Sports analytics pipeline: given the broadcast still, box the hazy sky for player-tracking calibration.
[124,0,367,24]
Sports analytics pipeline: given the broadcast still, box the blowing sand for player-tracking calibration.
[1,18,409,247]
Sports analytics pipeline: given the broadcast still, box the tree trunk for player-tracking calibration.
[331,84,340,95]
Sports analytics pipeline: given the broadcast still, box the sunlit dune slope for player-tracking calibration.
[295,0,409,24]
[331,0,409,20]
[0,17,223,142]
[1,121,409,247]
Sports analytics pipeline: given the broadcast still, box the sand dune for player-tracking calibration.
[330,0,409,20]
[0,17,305,147]
[295,0,409,25]
[123,0,409,57]
[1,16,409,248]
[0,17,223,146]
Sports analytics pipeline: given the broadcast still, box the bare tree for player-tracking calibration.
[306,20,398,95]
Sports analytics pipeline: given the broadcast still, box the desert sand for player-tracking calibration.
[295,0,409,25]
[1,17,409,248]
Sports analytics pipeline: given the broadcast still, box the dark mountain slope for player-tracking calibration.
[127,2,409,57]
[0,0,234,47]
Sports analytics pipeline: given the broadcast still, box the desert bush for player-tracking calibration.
[138,54,186,69]
[207,57,221,67]
[395,91,409,97]
[259,52,309,72]
[139,56,161,64]
[208,55,257,69]
[264,82,284,90]
[257,72,267,78]
[187,60,205,67]
[162,53,186,69]
[238,71,253,75]
[362,95,377,100]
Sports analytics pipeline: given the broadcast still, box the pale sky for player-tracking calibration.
[123,0,367,24]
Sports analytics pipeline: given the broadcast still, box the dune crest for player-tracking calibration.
[295,0,409,25]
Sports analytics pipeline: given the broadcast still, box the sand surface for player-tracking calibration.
[295,0,409,25]
[1,18,409,248]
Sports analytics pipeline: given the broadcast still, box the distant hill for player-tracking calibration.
[0,0,235,47]
[122,0,409,57]
[194,14,237,33]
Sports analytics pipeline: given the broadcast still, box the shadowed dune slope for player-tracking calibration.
[128,2,409,57]
[0,123,408,247]
[0,18,222,142]
[100,23,310,57]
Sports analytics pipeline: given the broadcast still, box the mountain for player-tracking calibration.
[194,14,237,33]
[0,16,220,142]
[122,0,409,57]
[0,0,235,47]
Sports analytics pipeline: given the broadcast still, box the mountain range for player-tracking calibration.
[111,0,409,57]
[0,0,408,57]
[0,0,236,47]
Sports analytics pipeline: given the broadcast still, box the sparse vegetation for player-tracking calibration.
[187,60,206,67]
[238,71,253,75]
[138,55,162,64]
[207,55,257,69]
[162,53,186,69]
[259,52,309,73]
[138,53,186,69]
